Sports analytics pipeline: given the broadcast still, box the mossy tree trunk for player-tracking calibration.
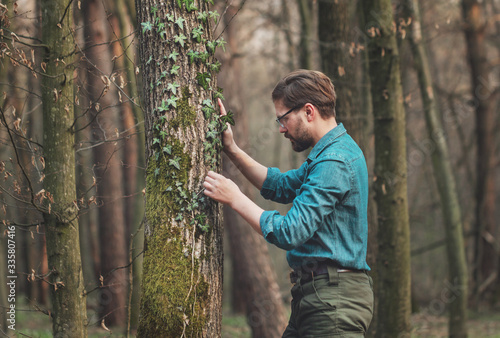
[41,0,88,335]
[136,0,224,336]
[401,1,468,336]
[461,0,498,307]
[359,1,412,336]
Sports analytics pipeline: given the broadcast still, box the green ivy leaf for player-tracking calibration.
[206,130,218,139]
[210,60,221,72]
[154,167,160,177]
[171,65,180,75]
[167,82,180,94]
[209,11,219,23]
[166,13,175,22]
[169,51,179,62]
[187,50,199,64]
[192,26,204,43]
[213,88,225,101]
[197,11,208,22]
[163,145,172,154]
[174,34,187,48]
[216,37,227,52]
[141,21,153,34]
[202,106,214,119]
[202,99,213,108]
[206,40,216,54]
[169,157,181,170]
[167,96,178,108]
[175,17,185,30]
[220,110,235,126]
[203,142,213,151]
[158,100,169,112]
[196,72,211,91]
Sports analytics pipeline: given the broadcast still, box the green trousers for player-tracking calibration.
[282,266,374,337]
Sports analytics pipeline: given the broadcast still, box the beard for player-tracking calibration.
[286,121,314,152]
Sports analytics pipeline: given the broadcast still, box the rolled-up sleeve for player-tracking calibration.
[260,165,306,204]
[259,159,351,250]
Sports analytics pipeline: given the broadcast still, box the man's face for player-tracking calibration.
[274,101,313,153]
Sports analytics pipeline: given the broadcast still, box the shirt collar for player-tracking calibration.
[307,123,346,163]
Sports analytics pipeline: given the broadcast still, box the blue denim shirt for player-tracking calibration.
[259,124,370,271]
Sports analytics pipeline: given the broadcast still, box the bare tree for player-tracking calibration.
[41,0,88,334]
[400,0,468,335]
[218,4,288,337]
[461,0,499,307]
[81,0,129,327]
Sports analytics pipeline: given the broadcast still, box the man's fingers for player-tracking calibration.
[207,170,223,179]
[218,98,227,116]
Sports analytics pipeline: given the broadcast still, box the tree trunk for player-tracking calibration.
[297,0,314,70]
[136,0,224,336]
[402,0,468,336]
[461,0,498,307]
[218,5,288,336]
[82,0,129,327]
[41,0,88,335]
[359,1,412,336]
[318,0,352,121]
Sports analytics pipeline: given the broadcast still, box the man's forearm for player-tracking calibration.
[225,144,268,190]
[230,192,264,236]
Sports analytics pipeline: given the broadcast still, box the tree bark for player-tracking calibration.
[359,1,412,336]
[402,0,468,336]
[41,0,88,335]
[136,0,224,336]
[461,0,498,307]
[218,4,288,336]
[297,0,314,70]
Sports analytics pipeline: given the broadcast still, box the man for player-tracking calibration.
[203,70,373,337]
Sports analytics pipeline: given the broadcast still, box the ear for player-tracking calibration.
[304,103,316,122]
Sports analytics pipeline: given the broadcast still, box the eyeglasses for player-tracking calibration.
[276,106,299,128]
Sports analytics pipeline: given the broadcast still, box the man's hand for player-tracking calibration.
[203,171,241,206]
[218,98,236,154]
[203,170,264,236]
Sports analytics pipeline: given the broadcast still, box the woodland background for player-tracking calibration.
[0,0,499,337]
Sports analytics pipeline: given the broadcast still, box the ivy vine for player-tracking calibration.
[142,0,234,235]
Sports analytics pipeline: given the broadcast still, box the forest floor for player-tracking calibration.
[8,302,500,337]
[221,310,500,338]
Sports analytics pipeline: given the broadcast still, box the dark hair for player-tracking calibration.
[272,70,337,118]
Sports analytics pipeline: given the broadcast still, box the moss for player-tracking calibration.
[138,226,209,337]
[170,87,197,130]
[145,137,191,226]
[141,135,211,336]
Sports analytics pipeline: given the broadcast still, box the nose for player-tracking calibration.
[279,125,287,133]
